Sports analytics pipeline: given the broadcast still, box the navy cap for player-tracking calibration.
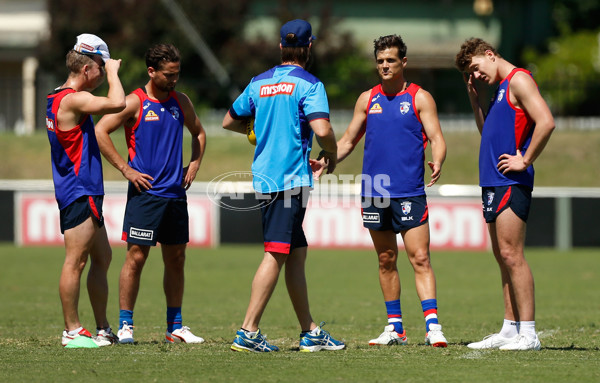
[280,19,315,47]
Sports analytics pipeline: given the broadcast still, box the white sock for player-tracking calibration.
[244,329,257,337]
[68,326,83,336]
[498,319,519,338]
[519,321,537,338]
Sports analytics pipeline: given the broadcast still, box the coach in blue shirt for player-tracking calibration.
[223,19,344,353]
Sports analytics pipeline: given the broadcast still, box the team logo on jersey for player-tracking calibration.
[170,106,180,120]
[45,117,55,132]
[400,101,411,115]
[497,89,505,102]
[369,103,383,114]
[487,191,495,205]
[259,82,295,97]
[144,110,160,122]
[401,201,412,215]
[362,211,380,223]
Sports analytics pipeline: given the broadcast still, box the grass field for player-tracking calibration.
[1,129,600,187]
[0,244,598,382]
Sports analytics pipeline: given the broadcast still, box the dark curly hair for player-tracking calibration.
[145,43,181,70]
[373,35,407,59]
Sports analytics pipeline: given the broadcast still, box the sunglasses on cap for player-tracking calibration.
[78,51,105,67]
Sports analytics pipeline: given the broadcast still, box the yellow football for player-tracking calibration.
[246,118,256,145]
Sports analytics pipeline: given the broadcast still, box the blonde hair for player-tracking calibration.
[66,50,96,73]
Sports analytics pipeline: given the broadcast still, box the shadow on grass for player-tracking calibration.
[455,341,598,351]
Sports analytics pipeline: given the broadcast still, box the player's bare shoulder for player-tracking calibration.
[175,91,193,108]
[175,91,195,116]
[355,89,372,111]
[414,86,437,113]
[56,90,94,130]
[508,70,539,108]
[60,90,93,111]
[122,92,143,127]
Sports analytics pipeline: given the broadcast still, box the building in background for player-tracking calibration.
[0,0,564,134]
[0,0,48,134]
[243,0,552,113]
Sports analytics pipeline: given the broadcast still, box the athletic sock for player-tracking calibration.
[119,309,134,329]
[241,328,257,337]
[385,300,404,334]
[67,326,84,336]
[167,307,183,332]
[519,321,537,339]
[421,299,439,332]
[499,319,519,338]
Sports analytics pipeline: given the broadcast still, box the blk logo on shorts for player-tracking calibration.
[130,227,154,241]
[362,212,380,223]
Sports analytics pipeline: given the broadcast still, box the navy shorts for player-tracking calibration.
[482,184,532,223]
[261,187,309,254]
[122,187,189,246]
[59,195,104,233]
[361,195,428,234]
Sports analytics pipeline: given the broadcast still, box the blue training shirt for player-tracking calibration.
[229,65,330,193]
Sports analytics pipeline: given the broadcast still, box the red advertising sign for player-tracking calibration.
[17,193,216,247]
[303,196,489,250]
[16,191,487,250]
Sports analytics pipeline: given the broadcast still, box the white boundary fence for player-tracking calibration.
[3,180,599,250]
[199,110,600,136]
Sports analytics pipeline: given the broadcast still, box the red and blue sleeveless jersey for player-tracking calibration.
[46,88,104,210]
[362,83,428,198]
[480,68,535,188]
[125,88,186,198]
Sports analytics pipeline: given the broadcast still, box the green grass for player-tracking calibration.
[0,244,598,382]
[2,129,600,186]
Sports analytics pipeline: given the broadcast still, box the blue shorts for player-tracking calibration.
[261,187,309,254]
[122,187,189,246]
[59,195,104,233]
[482,184,532,223]
[361,195,429,234]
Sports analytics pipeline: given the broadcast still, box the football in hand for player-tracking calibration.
[246,118,256,145]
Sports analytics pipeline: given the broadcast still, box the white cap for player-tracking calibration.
[73,33,110,62]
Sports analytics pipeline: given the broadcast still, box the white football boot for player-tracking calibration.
[117,321,134,344]
[467,333,519,349]
[368,324,408,345]
[425,323,448,347]
[165,326,205,344]
[94,327,118,346]
[499,334,541,351]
